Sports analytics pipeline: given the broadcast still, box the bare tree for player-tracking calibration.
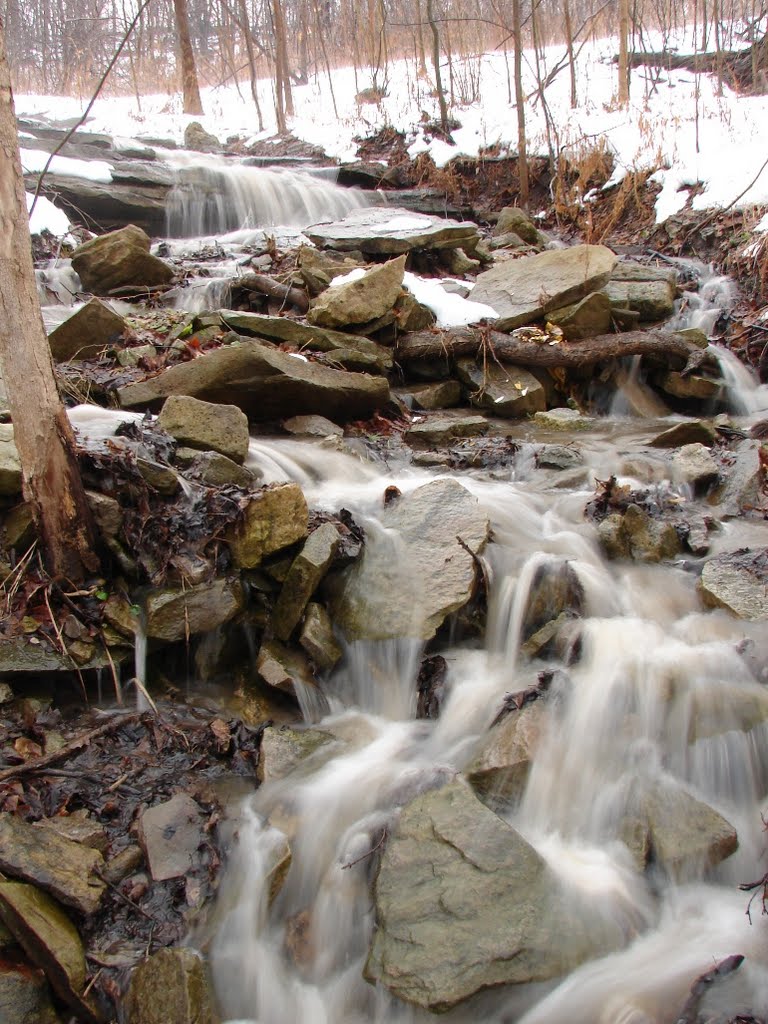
[618,0,631,102]
[0,20,99,582]
[512,0,529,207]
[173,0,204,113]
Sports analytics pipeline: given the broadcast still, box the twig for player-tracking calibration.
[675,954,744,1024]
[28,0,155,216]
[95,868,159,923]
[680,152,768,248]
[0,712,141,784]
[341,827,388,869]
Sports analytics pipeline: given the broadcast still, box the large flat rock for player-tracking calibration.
[365,780,605,1011]
[306,207,480,255]
[118,340,390,424]
[471,244,617,331]
[698,549,768,621]
[328,478,488,641]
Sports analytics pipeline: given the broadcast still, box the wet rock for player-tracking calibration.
[535,444,584,470]
[184,121,220,152]
[138,795,205,882]
[0,882,97,1022]
[0,423,22,497]
[307,255,406,329]
[547,291,612,341]
[394,291,436,332]
[0,815,105,916]
[145,577,245,642]
[404,411,489,447]
[493,206,544,246]
[620,778,738,877]
[296,245,366,294]
[698,550,768,621]
[438,247,480,275]
[71,224,174,294]
[0,959,60,1024]
[257,724,339,784]
[102,846,144,886]
[47,299,126,361]
[272,523,341,641]
[157,395,249,464]
[603,278,676,322]
[117,343,158,367]
[1,502,34,551]
[710,439,765,518]
[467,699,547,805]
[520,559,584,642]
[365,779,605,1011]
[299,602,343,671]
[610,260,677,287]
[175,449,256,488]
[648,420,716,448]
[397,381,461,411]
[488,230,528,250]
[456,359,546,418]
[328,478,488,641]
[306,207,481,256]
[283,414,344,437]
[33,810,108,853]
[533,408,594,430]
[598,504,682,563]
[118,340,390,424]
[220,312,392,374]
[86,491,123,540]
[136,457,179,495]
[227,483,308,569]
[256,640,327,714]
[471,244,617,331]
[672,443,719,490]
[654,371,721,401]
[124,947,220,1024]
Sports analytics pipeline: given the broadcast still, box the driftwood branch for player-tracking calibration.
[675,954,744,1024]
[395,327,707,373]
[0,712,141,784]
[236,272,309,313]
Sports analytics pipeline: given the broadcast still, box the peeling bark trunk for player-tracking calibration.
[173,0,204,115]
[0,22,99,581]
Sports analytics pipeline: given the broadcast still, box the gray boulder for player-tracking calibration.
[307,255,406,329]
[546,291,612,340]
[671,443,719,490]
[257,724,340,784]
[71,224,174,294]
[183,121,221,152]
[456,359,546,418]
[138,795,205,882]
[404,411,489,447]
[328,478,488,641]
[471,244,617,331]
[157,395,249,464]
[271,523,341,641]
[365,780,608,1011]
[47,298,125,361]
[467,699,547,804]
[698,550,768,621]
[145,577,245,642]
[648,420,716,448]
[299,602,343,670]
[710,439,765,518]
[397,381,462,411]
[653,371,721,401]
[118,340,390,425]
[493,206,544,246]
[306,207,481,256]
[598,503,682,563]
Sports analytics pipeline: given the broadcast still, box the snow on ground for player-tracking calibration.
[26,192,71,236]
[15,26,768,232]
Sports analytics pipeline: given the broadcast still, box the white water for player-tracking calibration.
[206,418,768,1024]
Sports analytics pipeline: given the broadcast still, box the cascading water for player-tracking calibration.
[204,412,768,1024]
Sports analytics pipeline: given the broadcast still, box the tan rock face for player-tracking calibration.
[157,394,250,464]
[307,255,407,329]
[227,483,308,569]
[47,298,126,362]
[71,224,174,293]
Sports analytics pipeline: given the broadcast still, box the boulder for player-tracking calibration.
[174,449,256,488]
[157,395,249,464]
[256,640,328,717]
[47,299,126,361]
[546,291,612,341]
[365,780,606,1011]
[271,523,341,641]
[33,811,108,853]
[71,225,174,294]
[493,207,544,246]
[520,559,584,643]
[226,483,308,569]
[124,947,220,1024]
[648,420,716,448]
[299,602,343,671]
[183,121,221,153]
[671,443,719,490]
[404,412,489,447]
[597,504,682,563]
[138,795,205,882]
[144,577,245,642]
[467,699,547,804]
[0,815,105,916]
[296,245,366,294]
[0,882,96,1022]
[710,440,765,518]
[653,371,721,401]
[307,256,406,329]
[610,260,677,286]
[118,340,390,424]
[0,423,22,497]
[219,312,392,374]
[698,550,768,621]
[532,408,594,430]
[456,359,546,418]
[328,478,488,641]
[0,959,60,1024]
[620,778,738,877]
[282,415,343,437]
[471,245,617,331]
[257,724,339,784]
[397,381,462,411]
[306,207,481,256]
[602,278,675,323]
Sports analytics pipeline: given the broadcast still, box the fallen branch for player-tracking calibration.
[0,712,141,784]
[236,272,309,314]
[675,954,745,1024]
[395,327,708,374]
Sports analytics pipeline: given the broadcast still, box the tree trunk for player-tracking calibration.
[618,0,630,103]
[563,0,577,108]
[511,0,529,208]
[0,22,99,582]
[172,0,204,115]
[426,0,449,132]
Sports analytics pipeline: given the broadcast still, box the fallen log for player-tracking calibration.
[623,40,767,93]
[395,327,710,375]
[236,272,309,314]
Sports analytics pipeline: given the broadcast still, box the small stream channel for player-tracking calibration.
[36,156,768,1022]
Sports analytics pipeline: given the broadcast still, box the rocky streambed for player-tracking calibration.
[2,151,768,1024]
